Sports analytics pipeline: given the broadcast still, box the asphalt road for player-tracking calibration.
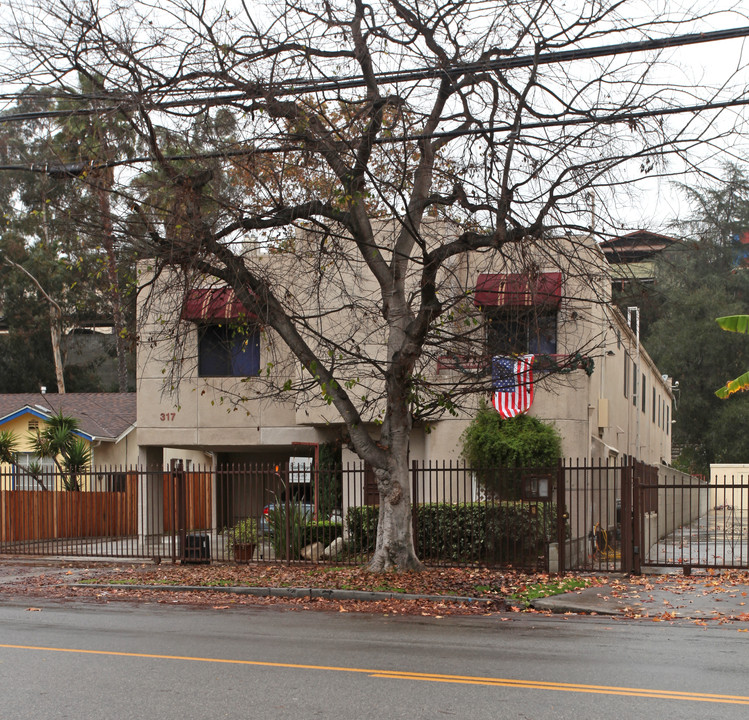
[1,598,749,719]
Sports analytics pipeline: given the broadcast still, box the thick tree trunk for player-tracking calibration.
[367,450,424,572]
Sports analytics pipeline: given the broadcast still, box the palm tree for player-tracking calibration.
[30,411,91,491]
[715,315,749,398]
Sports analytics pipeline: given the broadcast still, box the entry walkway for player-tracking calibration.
[644,506,749,569]
[0,533,277,563]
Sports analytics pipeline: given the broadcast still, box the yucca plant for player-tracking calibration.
[30,411,91,491]
[267,499,309,559]
[0,429,18,465]
[0,429,48,490]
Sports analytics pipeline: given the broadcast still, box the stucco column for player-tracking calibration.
[137,446,165,546]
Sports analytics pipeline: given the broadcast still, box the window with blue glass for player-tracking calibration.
[198,324,260,377]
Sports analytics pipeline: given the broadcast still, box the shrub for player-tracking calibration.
[345,505,380,554]
[461,402,562,498]
[266,501,309,558]
[227,517,258,544]
[346,502,557,564]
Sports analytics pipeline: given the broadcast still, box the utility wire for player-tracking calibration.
[0,93,747,175]
[1,25,748,125]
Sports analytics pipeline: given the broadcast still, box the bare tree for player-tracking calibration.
[2,0,747,569]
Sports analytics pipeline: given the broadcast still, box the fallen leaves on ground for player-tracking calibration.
[0,561,601,617]
[6,561,749,622]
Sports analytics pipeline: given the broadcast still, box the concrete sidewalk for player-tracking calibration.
[533,575,749,619]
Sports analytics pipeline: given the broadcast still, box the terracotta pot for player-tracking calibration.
[232,542,256,564]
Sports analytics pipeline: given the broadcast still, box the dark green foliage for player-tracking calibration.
[643,165,749,474]
[345,505,380,554]
[266,501,309,558]
[460,402,561,497]
[0,83,137,392]
[0,332,56,393]
[346,502,556,565]
[461,402,562,468]
[317,443,342,518]
[31,410,91,491]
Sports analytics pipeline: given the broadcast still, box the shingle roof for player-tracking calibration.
[0,393,136,441]
[599,230,678,263]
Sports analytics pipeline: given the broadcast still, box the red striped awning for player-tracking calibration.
[474,272,562,308]
[181,288,255,321]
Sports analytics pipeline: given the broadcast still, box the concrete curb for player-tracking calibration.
[530,594,635,616]
[72,583,501,605]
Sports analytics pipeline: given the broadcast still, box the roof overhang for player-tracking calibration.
[0,405,95,441]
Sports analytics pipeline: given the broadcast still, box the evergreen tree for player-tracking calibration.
[644,166,749,474]
[0,85,137,391]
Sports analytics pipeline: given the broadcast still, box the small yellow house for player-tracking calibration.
[0,393,137,491]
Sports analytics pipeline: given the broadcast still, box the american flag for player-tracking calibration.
[492,355,534,418]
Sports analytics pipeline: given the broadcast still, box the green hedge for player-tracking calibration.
[346,502,557,564]
[346,505,380,555]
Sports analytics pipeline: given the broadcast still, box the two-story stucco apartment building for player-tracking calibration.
[135,228,672,474]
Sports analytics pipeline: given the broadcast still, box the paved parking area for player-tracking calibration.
[645,508,749,568]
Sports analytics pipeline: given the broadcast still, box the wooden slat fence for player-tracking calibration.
[1,478,137,543]
[163,471,212,532]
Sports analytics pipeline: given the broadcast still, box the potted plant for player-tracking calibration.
[227,517,258,563]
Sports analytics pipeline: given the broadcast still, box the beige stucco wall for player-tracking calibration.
[593,308,672,466]
[423,298,671,467]
[136,230,671,468]
[710,464,749,510]
[137,262,304,454]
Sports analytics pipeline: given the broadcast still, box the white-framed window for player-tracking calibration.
[14,453,56,490]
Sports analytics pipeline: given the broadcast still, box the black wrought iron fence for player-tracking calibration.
[6,457,714,573]
[0,461,561,569]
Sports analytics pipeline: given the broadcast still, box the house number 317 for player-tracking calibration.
[160,412,176,421]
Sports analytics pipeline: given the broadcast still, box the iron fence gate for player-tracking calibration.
[638,469,748,572]
[3,458,733,573]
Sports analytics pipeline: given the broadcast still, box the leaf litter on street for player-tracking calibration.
[3,561,749,623]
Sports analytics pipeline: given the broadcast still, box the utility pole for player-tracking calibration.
[628,307,640,459]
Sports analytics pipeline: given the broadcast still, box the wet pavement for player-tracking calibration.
[644,507,749,568]
[533,509,749,619]
[533,574,749,619]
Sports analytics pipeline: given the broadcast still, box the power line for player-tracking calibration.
[1,93,747,175]
[1,25,748,125]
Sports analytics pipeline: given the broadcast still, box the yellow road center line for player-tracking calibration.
[2,643,747,705]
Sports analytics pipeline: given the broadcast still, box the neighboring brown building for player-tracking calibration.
[599,229,678,291]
